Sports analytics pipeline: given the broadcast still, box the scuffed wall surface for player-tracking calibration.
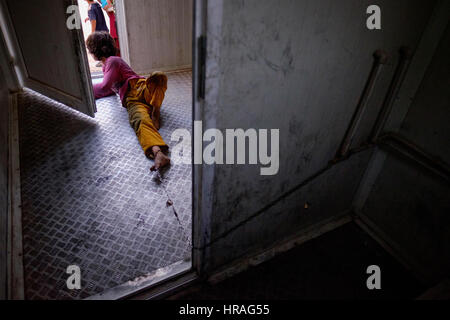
[124,0,193,74]
[360,24,450,284]
[209,150,374,269]
[362,155,450,284]
[400,23,450,164]
[203,0,436,270]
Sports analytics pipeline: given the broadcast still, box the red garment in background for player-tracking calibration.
[107,11,120,57]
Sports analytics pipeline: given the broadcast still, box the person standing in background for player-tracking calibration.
[84,0,109,67]
[84,0,109,34]
[98,0,121,57]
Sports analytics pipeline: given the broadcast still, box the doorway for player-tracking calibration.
[1,0,194,299]
[77,0,110,75]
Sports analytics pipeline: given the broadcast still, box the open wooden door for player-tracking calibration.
[1,0,96,117]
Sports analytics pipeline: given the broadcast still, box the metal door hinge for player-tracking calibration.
[197,35,206,100]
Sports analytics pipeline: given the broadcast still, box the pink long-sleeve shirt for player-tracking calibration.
[93,56,143,107]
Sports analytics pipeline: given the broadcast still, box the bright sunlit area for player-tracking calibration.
[77,0,111,74]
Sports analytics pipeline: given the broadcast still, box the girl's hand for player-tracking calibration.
[84,18,89,23]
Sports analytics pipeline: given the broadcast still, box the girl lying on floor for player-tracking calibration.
[86,31,170,172]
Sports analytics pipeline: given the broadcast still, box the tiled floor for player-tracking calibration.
[19,71,193,300]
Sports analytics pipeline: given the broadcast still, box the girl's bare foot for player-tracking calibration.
[150,148,170,172]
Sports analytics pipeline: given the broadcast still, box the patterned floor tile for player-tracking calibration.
[19,71,193,300]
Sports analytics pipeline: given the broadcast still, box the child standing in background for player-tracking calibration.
[98,0,121,56]
[84,0,109,67]
[84,0,109,34]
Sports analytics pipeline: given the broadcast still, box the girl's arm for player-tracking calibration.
[87,5,97,32]
[90,20,97,33]
[93,59,118,99]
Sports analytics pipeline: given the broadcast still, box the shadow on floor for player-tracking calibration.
[18,90,98,173]
[180,222,425,300]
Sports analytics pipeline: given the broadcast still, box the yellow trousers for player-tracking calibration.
[124,72,168,159]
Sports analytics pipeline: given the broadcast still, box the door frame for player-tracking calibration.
[191,0,208,278]
[114,0,130,65]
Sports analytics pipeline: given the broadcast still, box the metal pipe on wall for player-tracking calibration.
[370,46,414,143]
[378,133,450,184]
[336,50,388,159]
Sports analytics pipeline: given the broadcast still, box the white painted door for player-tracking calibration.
[2,0,96,117]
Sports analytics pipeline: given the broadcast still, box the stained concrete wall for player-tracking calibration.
[400,23,450,164]
[360,22,450,285]
[122,0,193,74]
[200,0,437,271]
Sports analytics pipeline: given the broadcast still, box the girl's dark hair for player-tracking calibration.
[86,32,117,61]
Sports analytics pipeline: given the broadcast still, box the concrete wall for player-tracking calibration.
[360,22,450,285]
[199,0,437,271]
[122,0,193,74]
[400,23,450,164]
